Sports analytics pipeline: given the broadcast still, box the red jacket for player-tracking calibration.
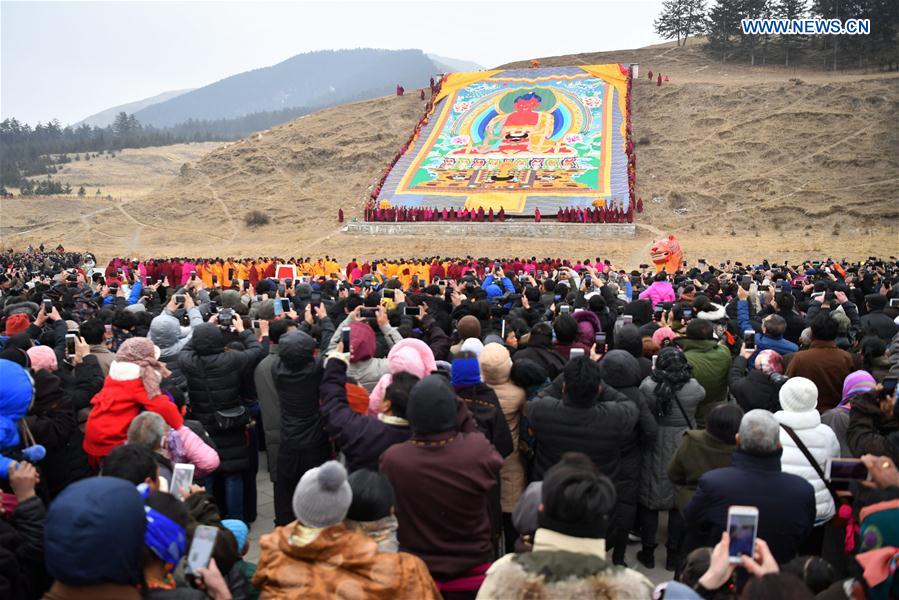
[84,377,183,458]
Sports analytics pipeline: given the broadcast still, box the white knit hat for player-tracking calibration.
[460,337,484,356]
[779,377,818,412]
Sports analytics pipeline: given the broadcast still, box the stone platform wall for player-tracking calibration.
[343,222,636,239]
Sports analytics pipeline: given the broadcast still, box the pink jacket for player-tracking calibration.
[175,425,220,478]
[368,338,437,416]
[180,262,197,286]
[638,281,676,308]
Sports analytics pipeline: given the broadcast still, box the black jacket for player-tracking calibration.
[599,350,659,505]
[456,383,514,458]
[684,449,815,564]
[759,306,806,345]
[0,496,46,600]
[57,354,104,411]
[179,324,266,473]
[25,370,89,499]
[272,327,333,454]
[860,310,898,341]
[526,385,638,481]
[727,355,782,413]
[513,344,566,381]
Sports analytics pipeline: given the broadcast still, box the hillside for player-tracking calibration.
[3,41,896,264]
[49,142,223,197]
[134,49,440,127]
[74,89,194,128]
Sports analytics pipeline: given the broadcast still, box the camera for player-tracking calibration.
[219,308,234,326]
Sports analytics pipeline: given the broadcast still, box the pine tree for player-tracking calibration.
[657,0,708,46]
[112,112,131,136]
[707,0,743,61]
[775,0,807,66]
[655,0,689,45]
[78,185,86,196]
[683,0,708,44]
[96,188,101,196]
[740,0,771,65]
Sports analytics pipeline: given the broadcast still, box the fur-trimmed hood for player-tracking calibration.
[477,529,652,599]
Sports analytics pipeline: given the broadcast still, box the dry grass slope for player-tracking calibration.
[2,41,897,264]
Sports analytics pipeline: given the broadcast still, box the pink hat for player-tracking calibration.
[26,345,58,372]
[652,327,678,347]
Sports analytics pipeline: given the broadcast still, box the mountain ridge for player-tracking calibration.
[74,89,194,128]
[133,48,441,127]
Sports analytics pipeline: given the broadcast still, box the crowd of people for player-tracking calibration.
[361,201,641,224]
[0,246,897,599]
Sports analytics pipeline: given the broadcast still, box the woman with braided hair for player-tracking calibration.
[635,346,706,571]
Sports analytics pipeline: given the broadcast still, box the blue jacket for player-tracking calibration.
[102,281,142,306]
[481,274,515,305]
[684,449,815,564]
[737,300,798,368]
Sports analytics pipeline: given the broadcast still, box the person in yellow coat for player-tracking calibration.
[416,262,430,285]
[235,260,250,284]
[325,256,340,277]
[222,259,236,287]
[257,259,270,281]
[385,261,399,280]
[197,261,215,288]
[210,261,225,287]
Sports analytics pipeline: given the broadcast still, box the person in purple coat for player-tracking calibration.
[380,374,503,591]
[319,352,414,472]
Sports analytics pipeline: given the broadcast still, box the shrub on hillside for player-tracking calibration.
[245,210,270,228]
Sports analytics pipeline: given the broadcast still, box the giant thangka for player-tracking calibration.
[373,64,635,216]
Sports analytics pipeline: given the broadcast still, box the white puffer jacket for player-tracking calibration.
[774,409,841,523]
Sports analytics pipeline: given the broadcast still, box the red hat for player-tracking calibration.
[4,313,30,336]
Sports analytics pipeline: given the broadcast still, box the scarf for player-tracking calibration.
[115,337,171,398]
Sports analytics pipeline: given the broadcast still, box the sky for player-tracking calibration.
[1,0,665,126]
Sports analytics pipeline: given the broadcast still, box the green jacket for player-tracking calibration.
[676,338,732,427]
[667,429,735,512]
